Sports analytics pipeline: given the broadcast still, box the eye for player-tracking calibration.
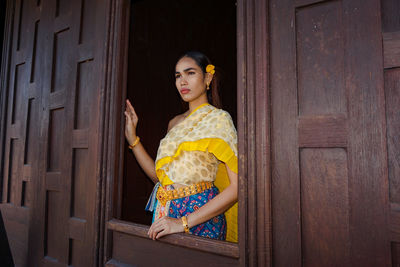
[188,71,195,75]
[175,74,181,79]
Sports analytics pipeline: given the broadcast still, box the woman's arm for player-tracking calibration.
[124,99,157,183]
[186,165,237,227]
[129,141,158,184]
[147,163,238,240]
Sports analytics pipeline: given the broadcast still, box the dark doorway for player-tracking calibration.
[121,0,237,225]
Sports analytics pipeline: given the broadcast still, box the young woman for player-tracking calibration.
[124,51,238,242]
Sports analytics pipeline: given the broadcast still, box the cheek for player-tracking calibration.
[193,76,205,87]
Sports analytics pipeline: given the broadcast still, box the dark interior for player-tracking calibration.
[122,0,237,225]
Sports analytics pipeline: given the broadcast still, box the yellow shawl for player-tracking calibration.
[155,103,238,242]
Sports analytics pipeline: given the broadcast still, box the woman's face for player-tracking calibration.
[175,57,210,103]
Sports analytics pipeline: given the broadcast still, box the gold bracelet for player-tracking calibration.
[181,216,190,233]
[128,136,140,150]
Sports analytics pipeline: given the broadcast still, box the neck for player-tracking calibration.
[188,95,209,114]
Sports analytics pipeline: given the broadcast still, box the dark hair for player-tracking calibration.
[177,51,222,108]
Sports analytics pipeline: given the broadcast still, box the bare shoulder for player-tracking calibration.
[167,113,186,132]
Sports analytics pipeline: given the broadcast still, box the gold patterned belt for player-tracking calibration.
[156,181,213,206]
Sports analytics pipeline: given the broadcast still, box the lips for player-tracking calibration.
[180,88,190,94]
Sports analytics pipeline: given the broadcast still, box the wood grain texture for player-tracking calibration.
[383,31,400,69]
[270,0,302,265]
[385,69,400,204]
[344,0,390,265]
[0,0,394,266]
[99,0,127,264]
[0,203,29,266]
[381,2,400,266]
[271,0,391,266]
[236,0,248,265]
[389,203,400,242]
[298,115,347,147]
[0,0,108,265]
[108,219,239,258]
[111,231,239,267]
[296,1,346,116]
[254,0,272,265]
[0,0,39,265]
[381,0,400,32]
[235,0,272,266]
[300,148,350,266]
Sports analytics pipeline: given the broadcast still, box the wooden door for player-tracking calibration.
[0,1,38,265]
[270,0,391,266]
[0,0,108,266]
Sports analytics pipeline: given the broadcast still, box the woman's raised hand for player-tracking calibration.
[124,99,139,146]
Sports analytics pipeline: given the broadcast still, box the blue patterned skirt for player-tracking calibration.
[148,185,227,240]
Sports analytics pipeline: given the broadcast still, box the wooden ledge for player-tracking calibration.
[107,219,239,258]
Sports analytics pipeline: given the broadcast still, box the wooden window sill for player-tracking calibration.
[107,219,239,258]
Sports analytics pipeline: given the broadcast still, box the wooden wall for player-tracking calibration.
[270,0,391,266]
[1,1,42,265]
[0,0,398,266]
[0,0,108,266]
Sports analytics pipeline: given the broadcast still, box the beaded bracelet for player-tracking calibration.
[128,136,140,150]
[181,216,190,233]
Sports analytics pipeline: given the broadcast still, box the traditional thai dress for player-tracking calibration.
[146,103,238,242]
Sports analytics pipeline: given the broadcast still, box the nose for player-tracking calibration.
[180,76,188,86]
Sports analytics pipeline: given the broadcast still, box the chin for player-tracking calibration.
[180,95,192,102]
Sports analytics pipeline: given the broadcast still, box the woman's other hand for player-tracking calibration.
[147,216,184,240]
[124,99,139,146]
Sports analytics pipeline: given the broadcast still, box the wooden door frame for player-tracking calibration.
[237,0,271,266]
[98,0,271,266]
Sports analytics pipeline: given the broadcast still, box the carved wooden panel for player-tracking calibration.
[300,148,350,266]
[1,0,106,266]
[1,0,41,265]
[296,1,346,116]
[271,0,390,266]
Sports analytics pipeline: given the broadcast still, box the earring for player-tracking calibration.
[207,84,210,90]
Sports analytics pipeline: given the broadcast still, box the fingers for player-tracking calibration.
[125,99,138,118]
[152,218,166,239]
[124,100,138,127]
[124,111,132,120]
[148,220,159,240]
[124,112,133,131]
[148,217,168,240]
[124,100,133,117]
[156,229,167,239]
[148,225,160,240]
[147,217,183,240]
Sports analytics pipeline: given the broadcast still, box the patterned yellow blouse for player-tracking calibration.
[155,103,238,242]
[163,150,220,185]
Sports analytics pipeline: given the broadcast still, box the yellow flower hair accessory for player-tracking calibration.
[206,64,215,74]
